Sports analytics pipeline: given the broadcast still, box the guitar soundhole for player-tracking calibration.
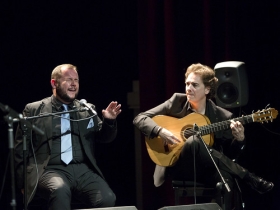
[183,128,194,140]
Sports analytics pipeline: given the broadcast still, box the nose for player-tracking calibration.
[186,84,192,91]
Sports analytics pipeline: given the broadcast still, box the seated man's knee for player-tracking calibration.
[54,182,70,193]
[102,191,116,207]
[38,175,71,200]
[92,190,116,207]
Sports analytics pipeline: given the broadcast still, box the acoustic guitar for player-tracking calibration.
[145,108,278,167]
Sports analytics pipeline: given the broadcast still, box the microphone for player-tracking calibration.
[73,106,87,112]
[79,99,97,115]
[193,123,201,136]
[0,102,45,135]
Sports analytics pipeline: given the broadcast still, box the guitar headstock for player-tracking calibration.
[252,108,278,123]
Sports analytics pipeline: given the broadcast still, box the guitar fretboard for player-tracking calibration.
[199,115,253,136]
[184,115,254,138]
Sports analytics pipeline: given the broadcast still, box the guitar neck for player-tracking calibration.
[199,115,254,136]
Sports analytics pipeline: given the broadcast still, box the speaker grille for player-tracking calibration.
[214,61,248,108]
[217,82,239,104]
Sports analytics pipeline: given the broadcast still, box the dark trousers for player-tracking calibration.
[36,163,115,210]
[167,136,247,210]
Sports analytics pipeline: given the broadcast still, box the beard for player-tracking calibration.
[56,83,79,103]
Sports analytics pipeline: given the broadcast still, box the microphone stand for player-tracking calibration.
[0,103,45,210]
[4,112,17,210]
[18,120,28,210]
[0,102,87,210]
[193,124,230,209]
[20,107,86,209]
[24,108,86,121]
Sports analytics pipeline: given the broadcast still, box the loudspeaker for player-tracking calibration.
[214,61,248,108]
[73,206,137,210]
[158,203,222,210]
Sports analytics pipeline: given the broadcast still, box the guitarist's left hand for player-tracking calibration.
[230,120,245,141]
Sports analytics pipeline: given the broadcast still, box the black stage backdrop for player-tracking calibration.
[1,1,280,210]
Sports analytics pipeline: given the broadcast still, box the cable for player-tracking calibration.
[21,109,94,205]
[41,112,93,122]
[0,151,10,202]
[27,129,38,204]
[193,134,197,204]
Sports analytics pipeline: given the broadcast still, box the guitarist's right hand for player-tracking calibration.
[158,128,181,145]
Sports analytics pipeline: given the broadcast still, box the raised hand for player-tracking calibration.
[102,101,122,119]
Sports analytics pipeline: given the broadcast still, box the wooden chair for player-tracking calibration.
[172,180,217,206]
[172,179,244,210]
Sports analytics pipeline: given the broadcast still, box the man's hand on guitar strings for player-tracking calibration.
[230,120,245,141]
[158,128,181,145]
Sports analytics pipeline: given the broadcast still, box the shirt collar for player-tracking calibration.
[51,95,75,111]
[186,101,192,111]
[186,100,210,115]
[186,101,194,115]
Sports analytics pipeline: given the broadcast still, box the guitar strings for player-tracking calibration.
[163,109,275,139]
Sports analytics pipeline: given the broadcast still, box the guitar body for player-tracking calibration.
[145,113,214,167]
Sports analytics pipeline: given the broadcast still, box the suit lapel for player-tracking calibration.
[206,99,218,123]
[74,100,89,137]
[40,97,53,148]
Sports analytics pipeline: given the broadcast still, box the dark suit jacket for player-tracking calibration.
[14,96,117,203]
[133,93,244,185]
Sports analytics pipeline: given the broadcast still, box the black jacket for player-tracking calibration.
[14,96,117,203]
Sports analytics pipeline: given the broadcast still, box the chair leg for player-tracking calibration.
[216,182,226,210]
[174,188,180,205]
[234,178,245,210]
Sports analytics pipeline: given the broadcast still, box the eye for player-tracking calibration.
[64,78,79,84]
[192,83,198,87]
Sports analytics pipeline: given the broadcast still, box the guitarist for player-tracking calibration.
[133,63,273,208]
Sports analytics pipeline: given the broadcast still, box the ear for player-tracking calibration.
[50,79,56,89]
[205,87,210,95]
